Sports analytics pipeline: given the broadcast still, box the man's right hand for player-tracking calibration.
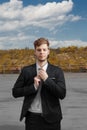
[34,76,41,90]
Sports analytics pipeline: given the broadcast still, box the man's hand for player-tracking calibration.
[34,76,41,89]
[38,69,48,81]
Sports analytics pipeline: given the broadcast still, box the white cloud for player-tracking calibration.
[50,40,87,48]
[0,0,81,31]
[0,34,36,49]
[0,0,84,49]
[0,36,87,49]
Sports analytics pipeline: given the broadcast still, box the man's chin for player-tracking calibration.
[39,59,46,62]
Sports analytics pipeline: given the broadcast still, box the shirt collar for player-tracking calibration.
[36,62,48,72]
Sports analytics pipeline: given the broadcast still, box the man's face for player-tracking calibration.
[34,44,50,62]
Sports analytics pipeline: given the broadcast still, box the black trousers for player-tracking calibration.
[25,111,61,130]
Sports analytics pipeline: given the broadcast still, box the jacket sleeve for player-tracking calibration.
[44,68,66,100]
[12,68,37,98]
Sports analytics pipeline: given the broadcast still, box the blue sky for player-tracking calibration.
[0,0,87,49]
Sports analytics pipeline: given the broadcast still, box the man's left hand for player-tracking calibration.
[38,69,48,81]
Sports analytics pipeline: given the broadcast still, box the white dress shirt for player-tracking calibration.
[29,62,48,113]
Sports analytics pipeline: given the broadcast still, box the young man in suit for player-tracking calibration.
[12,37,66,130]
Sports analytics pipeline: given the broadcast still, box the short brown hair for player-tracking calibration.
[34,38,49,49]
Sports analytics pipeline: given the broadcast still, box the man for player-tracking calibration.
[12,37,66,130]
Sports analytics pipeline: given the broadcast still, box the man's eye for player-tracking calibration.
[36,48,47,52]
[37,49,41,51]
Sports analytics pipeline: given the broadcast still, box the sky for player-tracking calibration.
[0,0,87,49]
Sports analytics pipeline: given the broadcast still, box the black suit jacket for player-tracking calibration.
[12,63,66,123]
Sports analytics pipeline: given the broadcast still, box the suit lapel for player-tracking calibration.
[31,63,37,77]
[46,63,52,76]
[46,63,56,78]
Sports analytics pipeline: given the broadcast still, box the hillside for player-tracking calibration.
[0,46,87,73]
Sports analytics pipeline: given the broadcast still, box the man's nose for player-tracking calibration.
[40,50,44,53]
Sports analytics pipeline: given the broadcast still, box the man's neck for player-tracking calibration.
[37,60,48,68]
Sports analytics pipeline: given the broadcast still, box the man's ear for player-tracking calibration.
[47,49,50,59]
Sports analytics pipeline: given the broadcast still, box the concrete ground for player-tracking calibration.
[0,73,87,130]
